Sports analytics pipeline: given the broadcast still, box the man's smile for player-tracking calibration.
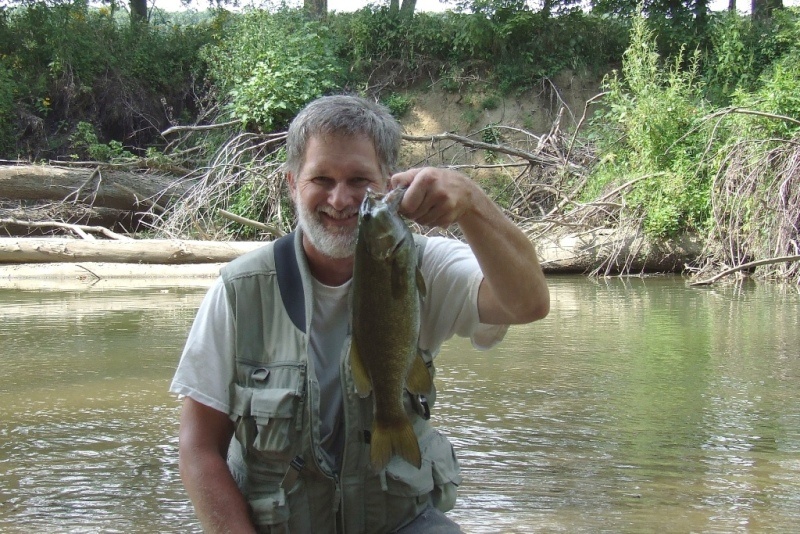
[318,206,358,230]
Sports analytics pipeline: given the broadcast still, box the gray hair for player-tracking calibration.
[284,95,402,178]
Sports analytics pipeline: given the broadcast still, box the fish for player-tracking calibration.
[350,187,432,471]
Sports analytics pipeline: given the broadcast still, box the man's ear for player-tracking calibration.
[286,172,296,194]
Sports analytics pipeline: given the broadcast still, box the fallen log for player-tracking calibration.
[0,202,141,234]
[0,262,223,290]
[0,238,265,264]
[536,229,702,274]
[0,164,192,213]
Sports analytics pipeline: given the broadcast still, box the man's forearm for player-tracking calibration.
[459,191,549,324]
[181,451,256,534]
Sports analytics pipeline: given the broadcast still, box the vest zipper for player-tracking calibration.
[336,334,351,534]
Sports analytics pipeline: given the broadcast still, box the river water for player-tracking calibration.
[0,276,798,533]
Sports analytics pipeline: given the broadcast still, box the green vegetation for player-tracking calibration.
[588,13,712,239]
[583,8,800,279]
[201,8,343,131]
[1,1,213,159]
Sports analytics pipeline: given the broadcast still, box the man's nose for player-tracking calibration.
[328,183,356,210]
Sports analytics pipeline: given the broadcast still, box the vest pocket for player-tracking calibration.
[380,428,461,511]
[231,363,306,460]
[382,457,435,497]
[427,430,462,512]
[250,488,290,533]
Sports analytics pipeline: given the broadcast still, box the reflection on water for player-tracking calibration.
[0,278,798,532]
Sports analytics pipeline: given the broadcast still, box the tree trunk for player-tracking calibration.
[752,0,782,19]
[399,0,416,17]
[694,0,710,45]
[0,165,191,213]
[729,0,736,11]
[0,238,264,264]
[129,0,148,24]
[542,0,553,17]
[304,0,327,19]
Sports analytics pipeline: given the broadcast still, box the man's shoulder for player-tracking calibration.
[221,240,279,281]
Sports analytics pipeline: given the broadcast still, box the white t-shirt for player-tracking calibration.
[170,236,508,420]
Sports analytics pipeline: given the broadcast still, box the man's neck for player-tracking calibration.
[302,235,354,287]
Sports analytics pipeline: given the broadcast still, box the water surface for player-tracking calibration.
[0,277,798,532]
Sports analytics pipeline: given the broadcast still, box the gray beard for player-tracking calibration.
[296,200,357,259]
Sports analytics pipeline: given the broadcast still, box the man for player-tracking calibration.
[171,95,549,533]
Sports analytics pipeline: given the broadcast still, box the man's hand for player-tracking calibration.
[391,167,549,326]
[391,167,481,228]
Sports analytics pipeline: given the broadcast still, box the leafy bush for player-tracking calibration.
[729,52,800,138]
[330,7,628,94]
[201,8,343,132]
[704,9,800,104]
[381,92,414,118]
[69,121,134,161]
[588,13,711,238]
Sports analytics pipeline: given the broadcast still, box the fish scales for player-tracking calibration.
[350,187,432,471]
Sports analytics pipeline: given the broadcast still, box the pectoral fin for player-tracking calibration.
[405,351,433,395]
[350,342,372,397]
[415,267,426,299]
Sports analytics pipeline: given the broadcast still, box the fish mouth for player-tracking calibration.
[360,188,380,221]
[383,186,406,210]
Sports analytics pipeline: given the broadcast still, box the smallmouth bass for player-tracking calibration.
[350,187,432,471]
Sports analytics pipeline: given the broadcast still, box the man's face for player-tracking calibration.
[288,134,386,259]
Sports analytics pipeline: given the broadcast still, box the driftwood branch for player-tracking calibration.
[402,131,583,171]
[161,119,243,136]
[218,209,286,238]
[690,255,800,286]
[708,107,800,127]
[0,217,132,240]
[47,159,192,176]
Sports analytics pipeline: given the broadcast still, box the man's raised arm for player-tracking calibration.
[392,167,549,325]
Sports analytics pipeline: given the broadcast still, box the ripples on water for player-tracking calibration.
[1,278,799,533]
[434,278,800,533]
[0,288,203,533]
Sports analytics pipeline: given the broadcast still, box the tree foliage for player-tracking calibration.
[201,8,343,131]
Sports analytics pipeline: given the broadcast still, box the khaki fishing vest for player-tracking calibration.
[220,229,462,534]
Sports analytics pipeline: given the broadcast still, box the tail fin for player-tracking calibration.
[370,418,421,471]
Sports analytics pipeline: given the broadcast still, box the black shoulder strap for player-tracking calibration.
[274,231,306,333]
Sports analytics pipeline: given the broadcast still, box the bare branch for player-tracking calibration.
[0,217,133,240]
[691,255,800,286]
[218,209,285,238]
